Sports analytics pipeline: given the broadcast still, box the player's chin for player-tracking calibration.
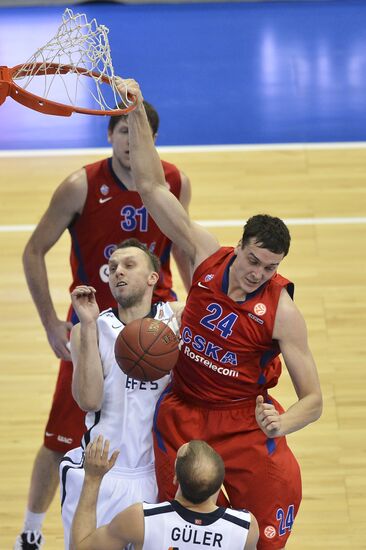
[112,286,127,298]
[243,281,261,293]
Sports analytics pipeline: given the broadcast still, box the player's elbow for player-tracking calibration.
[79,401,102,413]
[72,383,102,412]
[315,394,323,420]
[22,240,34,268]
[22,238,43,268]
[76,394,102,412]
[310,391,323,423]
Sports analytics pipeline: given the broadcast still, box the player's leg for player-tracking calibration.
[28,446,64,511]
[59,448,85,550]
[220,399,302,550]
[153,390,181,500]
[14,360,86,549]
[13,446,62,550]
[226,436,301,549]
[27,441,71,514]
[153,388,204,501]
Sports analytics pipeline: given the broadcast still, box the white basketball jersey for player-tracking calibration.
[142,500,251,549]
[82,302,177,471]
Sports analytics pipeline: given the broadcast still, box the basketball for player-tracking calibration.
[114,318,180,381]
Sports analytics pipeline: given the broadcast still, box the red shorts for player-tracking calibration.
[153,387,302,550]
[43,359,85,453]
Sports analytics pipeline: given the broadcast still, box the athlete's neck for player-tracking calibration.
[117,301,153,325]
[111,155,136,190]
[175,495,219,514]
[227,261,247,302]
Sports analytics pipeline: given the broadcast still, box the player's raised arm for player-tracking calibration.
[172,170,194,290]
[70,286,104,412]
[117,78,220,271]
[71,435,144,550]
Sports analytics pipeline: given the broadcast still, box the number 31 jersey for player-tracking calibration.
[69,157,182,308]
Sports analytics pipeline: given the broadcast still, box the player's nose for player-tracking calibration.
[115,264,125,276]
[250,266,263,281]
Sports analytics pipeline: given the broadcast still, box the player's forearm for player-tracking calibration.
[71,475,101,550]
[279,392,323,436]
[172,245,193,293]
[22,245,58,328]
[73,323,104,411]
[128,104,166,194]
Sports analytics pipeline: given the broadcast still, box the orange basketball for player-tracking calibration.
[114,317,180,381]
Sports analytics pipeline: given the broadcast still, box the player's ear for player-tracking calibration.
[148,271,159,287]
[234,239,242,255]
[152,132,158,144]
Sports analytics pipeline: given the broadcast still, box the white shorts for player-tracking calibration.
[60,447,158,550]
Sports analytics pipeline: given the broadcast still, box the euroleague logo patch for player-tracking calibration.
[254,302,266,316]
[100,184,110,195]
[264,525,276,539]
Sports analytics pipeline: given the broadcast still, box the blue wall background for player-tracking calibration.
[0,1,365,149]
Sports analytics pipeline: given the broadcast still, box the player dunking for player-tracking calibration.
[15,101,191,549]
[117,78,323,550]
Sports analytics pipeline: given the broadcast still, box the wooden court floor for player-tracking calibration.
[0,146,365,549]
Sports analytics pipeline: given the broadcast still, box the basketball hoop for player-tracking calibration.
[0,9,136,117]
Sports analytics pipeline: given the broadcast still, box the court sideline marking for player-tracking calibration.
[1,141,366,157]
[1,142,364,230]
[1,217,366,233]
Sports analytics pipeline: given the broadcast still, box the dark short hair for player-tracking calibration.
[108,100,160,135]
[115,238,161,273]
[176,440,225,505]
[241,214,291,256]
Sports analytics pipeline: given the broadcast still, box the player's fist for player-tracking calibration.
[115,77,143,106]
[255,395,282,438]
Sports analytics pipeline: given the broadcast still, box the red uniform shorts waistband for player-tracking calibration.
[171,385,269,410]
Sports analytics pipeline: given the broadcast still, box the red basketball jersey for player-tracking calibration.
[174,247,294,404]
[68,158,182,309]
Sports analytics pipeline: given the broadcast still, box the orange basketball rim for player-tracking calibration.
[0,9,137,117]
[0,63,136,117]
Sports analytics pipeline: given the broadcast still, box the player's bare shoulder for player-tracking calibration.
[273,287,306,341]
[53,167,88,216]
[192,221,221,269]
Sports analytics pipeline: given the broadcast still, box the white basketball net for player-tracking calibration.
[12,8,129,112]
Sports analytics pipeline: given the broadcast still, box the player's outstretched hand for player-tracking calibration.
[84,435,119,480]
[71,285,99,324]
[255,395,283,438]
